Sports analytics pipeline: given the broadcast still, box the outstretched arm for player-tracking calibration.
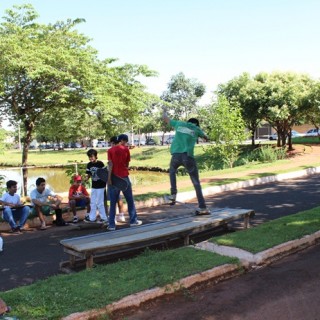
[162,106,170,124]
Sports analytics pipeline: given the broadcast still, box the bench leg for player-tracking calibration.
[86,255,94,269]
[184,235,190,246]
[69,255,76,267]
[244,215,250,229]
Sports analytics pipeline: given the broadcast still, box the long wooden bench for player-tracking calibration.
[60,207,254,272]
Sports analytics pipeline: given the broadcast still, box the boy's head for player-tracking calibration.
[87,148,98,161]
[117,134,128,145]
[73,175,82,184]
[188,118,200,127]
[6,180,17,193]
[35,177,46,192]
[109,136,118,146]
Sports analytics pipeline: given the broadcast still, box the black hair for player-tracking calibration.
[109,136,118,144]
[6,180,17,189]
[36,177,46,186]
[188,118,200,127]
[87,148,98,157]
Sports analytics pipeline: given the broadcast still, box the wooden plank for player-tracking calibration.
[61,208,254,253]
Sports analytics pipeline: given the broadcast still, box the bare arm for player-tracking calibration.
[162,106,170,124]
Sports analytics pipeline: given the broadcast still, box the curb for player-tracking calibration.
[194,230,320,267]
[62,264,240,320]
[62,230,320,320]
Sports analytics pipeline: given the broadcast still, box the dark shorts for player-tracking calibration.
[74,199,87,207]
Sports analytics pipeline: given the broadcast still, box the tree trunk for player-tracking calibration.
[22,121,34,196]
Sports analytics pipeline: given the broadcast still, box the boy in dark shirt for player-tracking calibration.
[84,149,108,223]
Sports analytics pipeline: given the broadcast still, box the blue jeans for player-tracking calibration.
[169,153,206,209]
[108,177,137,228]
[3,206,30,229]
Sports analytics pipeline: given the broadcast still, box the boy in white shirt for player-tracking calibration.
[0,180,30,232]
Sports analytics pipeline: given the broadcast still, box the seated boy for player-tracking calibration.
[0,180,30,232]
[30,177,67,230]
[68,175,90,223]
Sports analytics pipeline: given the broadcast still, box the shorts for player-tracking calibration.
[75,199,87,208]
[32,205,51,216]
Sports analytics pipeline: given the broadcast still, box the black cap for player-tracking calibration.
[117,134,129,142]
[109,136,118,144]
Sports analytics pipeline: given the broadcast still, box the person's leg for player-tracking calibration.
[3,208,17,230]
[117,195,125,222]
[96,188,108,221]
[122,178,139,225]
[182,154,207,209]
[16,206,30,229]
[69,200,77,216]
[33,205,48,229]
[108,186,120,229]
[88,189,97,221]
[169,153,183,197]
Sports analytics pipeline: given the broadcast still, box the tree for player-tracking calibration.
[256,72,313,149]
[0,5,157,194]
[204,95,248,169]
[161,72,206,120]
[218,73,264,146]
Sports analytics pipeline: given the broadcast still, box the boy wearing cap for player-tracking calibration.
[107,134,142,231]
[68,175,90,223]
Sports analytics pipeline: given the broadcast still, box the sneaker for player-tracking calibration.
[107,226,116,231]
[130,220,143,227]
[195,208,211,215]
[98,218,109,225]
[11,226,21,233]
[73,216,79,223]
[168,194,176,202]
[83,216,96,223]
[116,213,126,223]
[56,220,69,226]
[40,222,47,230]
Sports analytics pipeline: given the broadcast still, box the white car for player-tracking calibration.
[304,128,320,137]
[269,130,302,141]
[96,140,108,148]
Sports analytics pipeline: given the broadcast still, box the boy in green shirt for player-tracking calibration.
[163,108,210,215]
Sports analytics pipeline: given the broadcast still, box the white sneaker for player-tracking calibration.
[116,213,126,222]
[130,220,143,227]
[73,216,79,223]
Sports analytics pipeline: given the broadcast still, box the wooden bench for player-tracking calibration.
[60,207,254,272]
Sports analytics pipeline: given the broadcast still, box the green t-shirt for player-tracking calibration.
[169,119,205,157]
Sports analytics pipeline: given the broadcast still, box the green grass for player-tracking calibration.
[211,207,320,253]
[1,247,237,320]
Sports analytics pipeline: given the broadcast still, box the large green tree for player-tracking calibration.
[0,4,157,193]
[160,72,206,120]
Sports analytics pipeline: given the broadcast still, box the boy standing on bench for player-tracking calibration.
[84,149,108,224]
[68,174,90,223]
[107,134,142,231]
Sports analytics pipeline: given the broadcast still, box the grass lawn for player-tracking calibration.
[1,247,237,320]
[211,207,320,253]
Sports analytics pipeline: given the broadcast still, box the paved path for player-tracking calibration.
[1,174,319,293]
[121,242,320,320]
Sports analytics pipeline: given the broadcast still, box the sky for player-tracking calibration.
[1,0,320,103]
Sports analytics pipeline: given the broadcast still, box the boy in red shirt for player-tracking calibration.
[107,134,142,231]
[68,175,90,223]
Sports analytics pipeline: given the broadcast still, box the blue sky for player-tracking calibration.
[1,0,320,103]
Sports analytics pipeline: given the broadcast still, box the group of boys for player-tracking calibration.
[1,111,210,233]
[0,134,142,232]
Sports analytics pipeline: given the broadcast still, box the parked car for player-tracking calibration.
[133,139,146,146]
[146,138,157,145]
[269,130,302,141]
[69,142,82,148]
[96,140,108,148]
[304,128,320,137]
